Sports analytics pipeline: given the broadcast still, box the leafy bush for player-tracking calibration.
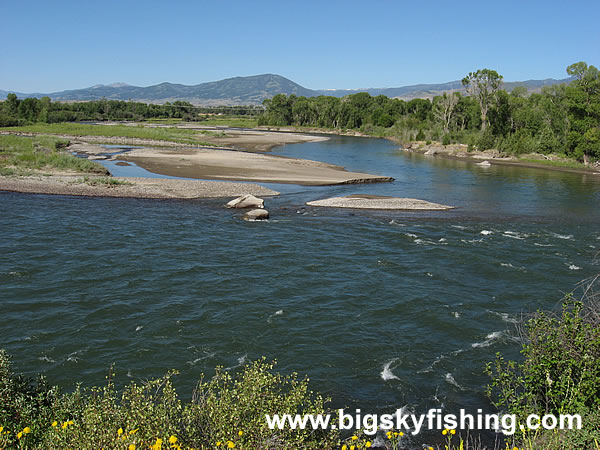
[486,282,600,449]
[0,354,339,449]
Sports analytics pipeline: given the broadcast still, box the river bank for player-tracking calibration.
[399,141,600,176]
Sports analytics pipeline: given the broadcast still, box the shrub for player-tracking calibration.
[486,278,600,449]
[0,354,339,449]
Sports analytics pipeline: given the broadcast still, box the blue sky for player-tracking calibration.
[2,0,598,92]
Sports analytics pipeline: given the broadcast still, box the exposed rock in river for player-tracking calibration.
[243,209,269,221]
[226,194,264,209]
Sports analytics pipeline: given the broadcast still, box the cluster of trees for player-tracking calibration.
[0,97,262,127]
[259,62,599,163]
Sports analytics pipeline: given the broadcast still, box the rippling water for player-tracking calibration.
[1,135,599,445]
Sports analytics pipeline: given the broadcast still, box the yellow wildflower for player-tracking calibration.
[442,429,448,435]
[67,420,74,425]
[130,428,139,435]
[169,435,178,444]
[62,421,68,429]
[365,442,372,448]
[351,435,359,441]
[393,432,399,437]
[23,427,31,434]
[227,441,235,448]
[238,430,243,437]
[129,445,136,450]
[399,431,404,436]
[216,441,222,447]
[17,431,23,439]
[51,421,58,427]
[118,427,123,436]
[342,445,348,450]
[386,431,392,439]
[450,429,456,435]
[0,426,3,433]
[350,445,355,450]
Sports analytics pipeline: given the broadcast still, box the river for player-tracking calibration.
[1,135,599,446]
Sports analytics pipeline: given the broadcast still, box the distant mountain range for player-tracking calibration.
[0,74,572,106]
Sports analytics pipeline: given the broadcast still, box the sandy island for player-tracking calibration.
[307,194,454,210]
[115,146,393,186]
[0,172,279,199]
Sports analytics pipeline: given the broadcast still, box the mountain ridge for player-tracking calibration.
[1,74,572,106]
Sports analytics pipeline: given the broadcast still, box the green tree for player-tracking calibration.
[565,62,600,164]
[462,69,503,131]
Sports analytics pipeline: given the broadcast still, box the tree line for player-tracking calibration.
[0,97,262,126]
[2,62,598,162]
[258,62,599,163]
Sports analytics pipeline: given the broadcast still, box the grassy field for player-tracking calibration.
[4,123,216,146]
[0,134,108,175]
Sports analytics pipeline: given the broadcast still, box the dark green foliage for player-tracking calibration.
[0,96,263,126]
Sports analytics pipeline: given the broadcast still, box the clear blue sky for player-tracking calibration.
[2,0,598,92]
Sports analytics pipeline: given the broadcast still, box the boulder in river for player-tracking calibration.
[226,194,264,209]
[243,209,269,221]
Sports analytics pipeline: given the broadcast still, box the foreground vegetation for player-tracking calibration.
[2,278,599,449]
[258,62,599,165]
[0,134,108,175]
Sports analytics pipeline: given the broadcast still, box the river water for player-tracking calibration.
[1,135,599,446]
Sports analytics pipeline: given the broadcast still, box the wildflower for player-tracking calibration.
[51,421,58,427]
[0,426,3,433]
[62,421,68,429]
[68,420,74,425]
[393,432,399,437]
[350,445,355,450]
[216,441,222,447]
[129,445,136,450]
[152,438,163,450]
[169,435,178,444]
[351,435,359,441]
[365,442,372,448]
[23,427,31,434]
[442,429,448,435]
[342,445,348,450]
[118,428,124,436]
[129,428,139,435]
[238,430,243,437]
[399,431,404,437]
[450,429,456,435]
[386,431,392,439]
[227,441,235,448]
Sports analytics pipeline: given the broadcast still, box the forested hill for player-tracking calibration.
[2,75,571,106]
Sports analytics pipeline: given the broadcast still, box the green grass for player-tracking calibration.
[0,134,108,174]
[4,123,216,146]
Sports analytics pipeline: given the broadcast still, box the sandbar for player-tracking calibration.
[306,194,454,210]
[118,147,394,186]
